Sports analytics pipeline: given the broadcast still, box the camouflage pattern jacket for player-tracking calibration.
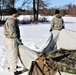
[4,16,20,39]
[50,16,65,31]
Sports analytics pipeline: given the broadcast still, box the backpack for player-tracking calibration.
[29,52,58,75]
[29,49,76,75]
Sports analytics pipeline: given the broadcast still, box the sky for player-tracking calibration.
[15,0,76,8]
[51,0,76,7]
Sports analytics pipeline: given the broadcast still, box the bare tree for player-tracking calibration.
[33,0,48,22]
[21,0,49,22]
[0,0,18,21]
[0,0,4,20]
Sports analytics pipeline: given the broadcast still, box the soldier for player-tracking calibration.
[4,8,23,75]
[44,9,65,52]
[50,9,65,31]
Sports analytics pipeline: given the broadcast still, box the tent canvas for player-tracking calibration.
[57,29,76,50]
[42,29,76,53]
[19,45,38,70]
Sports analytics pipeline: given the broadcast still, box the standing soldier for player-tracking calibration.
[4,8,22,75]
[44,9,65,52]
[50,9,65,31]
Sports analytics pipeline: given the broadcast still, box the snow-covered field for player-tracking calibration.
[0,15,76,75]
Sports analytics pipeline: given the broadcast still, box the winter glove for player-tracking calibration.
[49,29,52,32]
[16,38,23,46]
[62,26,65,29]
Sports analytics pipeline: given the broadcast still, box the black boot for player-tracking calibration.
[8,65,22,70]
[14,71,22,75]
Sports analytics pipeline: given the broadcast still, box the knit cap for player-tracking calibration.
[9,8,17,15]
[55,9,60,14]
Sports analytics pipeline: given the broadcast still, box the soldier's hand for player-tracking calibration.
[16,39,23,45]
[50,29,52,32]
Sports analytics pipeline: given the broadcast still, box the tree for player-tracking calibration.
[0,0,4,20]
[3,0,18,8]
[33,0,48,22]
[21,0,49,22]
[0,0,18,21]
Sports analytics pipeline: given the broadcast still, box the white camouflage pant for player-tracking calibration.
[4,37,18,72]
[4,37,38,72]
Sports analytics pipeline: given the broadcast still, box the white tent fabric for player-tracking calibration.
[42,30,60,53]
[19,45,38,69]
[42,29,76,53]
[57,29,76,50]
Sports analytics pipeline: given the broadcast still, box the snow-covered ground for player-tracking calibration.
[0,15,76,75]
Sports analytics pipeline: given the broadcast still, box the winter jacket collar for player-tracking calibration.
[8,16,17,20]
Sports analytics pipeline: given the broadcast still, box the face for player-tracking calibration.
[56,13,60,17]
[15,13,18,17]
[12,13,18,17]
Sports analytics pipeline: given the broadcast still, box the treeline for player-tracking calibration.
[0,0,76,24]
[18,4,76,16]
[20,4,76,16]
[0,4,76,16]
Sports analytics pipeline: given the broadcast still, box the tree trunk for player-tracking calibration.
[0,0,2,21]
[36,0,39,21]
[12,0,15,7]
[33,0,36,21]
